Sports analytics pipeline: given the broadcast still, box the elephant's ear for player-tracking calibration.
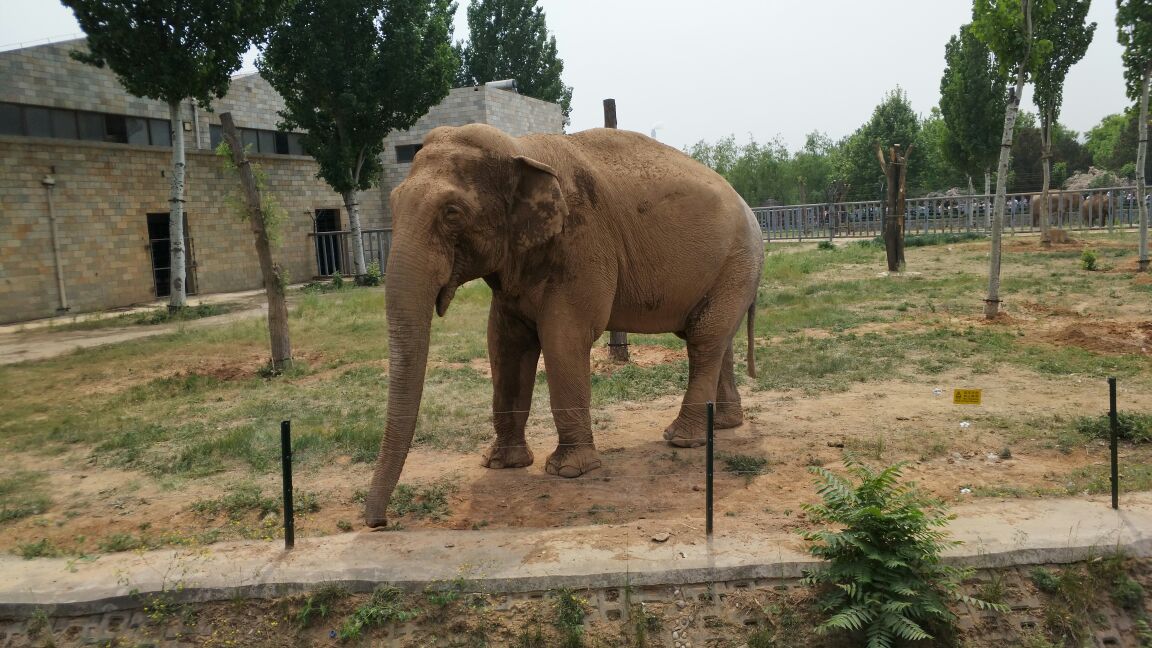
[510,156,567,249]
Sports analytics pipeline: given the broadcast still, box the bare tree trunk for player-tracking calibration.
[220,113,293,370]
[1040,113,1053,248]
[342,189,368,278]
[986,71,1028,318]
[168,100,187,311]
[1139,65,1150,272]
[604,98,629,361]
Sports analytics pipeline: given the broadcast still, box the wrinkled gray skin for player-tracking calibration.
[365,124,764,528]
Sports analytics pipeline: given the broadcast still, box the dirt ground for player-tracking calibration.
[2,243,1151,559]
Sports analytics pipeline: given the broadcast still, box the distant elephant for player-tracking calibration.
[1030,191,1083,227]
[1080,193,1111,226]
[363,124,764,527]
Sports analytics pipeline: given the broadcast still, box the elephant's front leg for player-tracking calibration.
[539,325,602,478]
[482,302,539,470]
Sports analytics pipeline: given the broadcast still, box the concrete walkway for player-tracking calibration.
[2,493,1149,617]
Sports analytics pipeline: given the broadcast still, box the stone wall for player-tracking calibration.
[377,85,563,226]
[0,136,372,324]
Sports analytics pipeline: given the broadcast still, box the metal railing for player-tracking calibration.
[306,229,392,278]
[752,187,1148,241]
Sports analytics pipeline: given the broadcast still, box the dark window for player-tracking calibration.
[126,117,149,145]
[50,109,77,139]
[77,112,104,141]
[286,133,304,156]
[258,130,275,154]
[209,124,222,150]
[241,128,259,152]
[274,131,289,155]
[396,143,422,163]
[149,118,171,147]
[104,114,127,143]
[25,106,51,137]
[0,103,20,135]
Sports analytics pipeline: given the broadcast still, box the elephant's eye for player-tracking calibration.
[444,205,463,220]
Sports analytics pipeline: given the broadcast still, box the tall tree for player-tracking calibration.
[916,108,969,193]
[1033,0,1095,246]
[1117,0,1152,271]
[260,0,458,278]
[972,0,1053,318]
[1085,112,1131,169]
[939,24,1009,197]
[457,0,573,125]
[836,88,921,202]
[62,0,286,311]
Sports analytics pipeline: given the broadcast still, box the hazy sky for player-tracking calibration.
[0,0,1131,152]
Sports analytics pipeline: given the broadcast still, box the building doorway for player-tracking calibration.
[146,213,197,298]
[314,209,343,277]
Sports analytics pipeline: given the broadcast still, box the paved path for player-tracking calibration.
[0,290,269,365]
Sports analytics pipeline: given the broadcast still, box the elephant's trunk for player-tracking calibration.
[363,248,444,528]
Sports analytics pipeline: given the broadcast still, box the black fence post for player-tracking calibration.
[1109,377,1119,510]
[706,402,714,538]
[281,420,295,549]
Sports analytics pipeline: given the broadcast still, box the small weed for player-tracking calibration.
[554,588,587,648]
[359,261,382,286]
[294,489,321,514]
[331,271,345,290]
[27,608,50,638]
[817,240,836,251]
[98,533,147,553]
[17,538,60,560]
[336,520,353,532]
[1030,567,1060,593]
[1110,572,1145,610]
[0,472,52,523]
[1081,249,1098,271]
[296,583,349,627]
[516,627,547,647]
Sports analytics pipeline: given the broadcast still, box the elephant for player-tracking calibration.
[363,124,765,528]
[1030,191,1083,227]
[1080,193,1111,227]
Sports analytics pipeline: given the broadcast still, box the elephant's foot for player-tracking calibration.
[545,443,601,478]
[714,402,744,429]
[481,442,534,469]
[663,418,706,448]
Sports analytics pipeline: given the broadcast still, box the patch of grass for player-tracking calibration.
[719,453,769,483]
[591,361,688,404]
[755,333,899,394]
[98,533,148,553]
[0,472,52,523]
[16,538,61,559]
[296,583,349,627]
[388,477,458,520]
[338,585,418,641]
[190,482,279,520]
[1073,411,1152,443]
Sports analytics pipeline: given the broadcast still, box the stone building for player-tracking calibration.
[0,39,562,324]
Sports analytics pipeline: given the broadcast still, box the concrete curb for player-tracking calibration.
[2,495,1149,620]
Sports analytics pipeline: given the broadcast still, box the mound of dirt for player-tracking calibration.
[590,343,685,374]
[1046,321,1152,355]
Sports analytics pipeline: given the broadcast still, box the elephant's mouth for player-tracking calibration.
[435,280,458,317]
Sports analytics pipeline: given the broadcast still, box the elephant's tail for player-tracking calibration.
[746,304,757,379]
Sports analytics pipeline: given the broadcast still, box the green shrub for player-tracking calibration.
[338,585,417,641]
[1081,249,1098,271]
[360,261,383,286]
[800,458,1004,647]
[17,538,60,560]
[817,240,836,251]
[331,271,345,290]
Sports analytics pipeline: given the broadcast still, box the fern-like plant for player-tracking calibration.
[800,457,1005,647]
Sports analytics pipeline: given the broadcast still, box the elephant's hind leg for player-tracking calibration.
[482,301,538,470]
[715,342,744,429]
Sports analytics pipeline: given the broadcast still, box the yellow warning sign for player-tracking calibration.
[953,389,982,405]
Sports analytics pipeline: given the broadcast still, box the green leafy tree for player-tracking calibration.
[792,131,837,204]
[915,107,969,193]
[836,88,921,202]
[62,0,287,310]
[801,459,1006,647]
[457,0,572,125]
[1085,112,1131,168]
[939,24,1009,195]
[1009,115,1091,192]
[687,135,793,206]
[1033,0,1095,246]
[971,0,1055,318]
[1117,0,1152,270]
[260,0,458,277]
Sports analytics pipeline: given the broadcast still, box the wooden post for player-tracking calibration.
[604,98,629,362]
[877,144,907,272]
[220,112,293,371]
